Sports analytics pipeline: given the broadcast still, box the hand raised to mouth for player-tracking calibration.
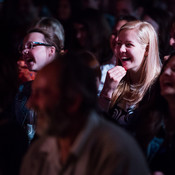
[101,66,127,99]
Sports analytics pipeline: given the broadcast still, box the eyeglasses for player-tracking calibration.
[19,41,53,53]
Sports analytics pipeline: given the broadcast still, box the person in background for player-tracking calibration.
[163,15,175,61]
[141,7,173,62]
[15,17,64,142]
[99,20,162,131]
[72,9,113,95]
[77,50,101,90]
[110,15,138,51]
[50,0,81,51]
[72,8,113,66]
[113,0,143,19]
[169,15,175,50]
[1,0,40,60]
[135,51,175,175]
[20,51,150,175]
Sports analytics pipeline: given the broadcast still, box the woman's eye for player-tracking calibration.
[32,44,38,48]
[26,43,33,49]
[126,43,132,47]
[116,42,122,46]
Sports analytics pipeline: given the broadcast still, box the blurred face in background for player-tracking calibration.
[115,0,134,18]
[160,56,175,101]
[27,62,79,137]
[143,15,159,34]
[73,23,87,48]
[27,64,62,136]
[110,19,127,51]
[57,0,71,21]
[169,24,175,49]
[82,0,100,10]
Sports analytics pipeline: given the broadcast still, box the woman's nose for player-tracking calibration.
[22,48,29,55]
[164,67,172,76]
[170,37,175,46]
[120,44,126,52]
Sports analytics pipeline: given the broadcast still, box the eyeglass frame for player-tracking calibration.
[19,41,54,53]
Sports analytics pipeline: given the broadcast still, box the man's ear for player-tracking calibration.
[144,44,149,57]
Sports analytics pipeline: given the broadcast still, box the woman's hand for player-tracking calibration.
[101,66,127,98]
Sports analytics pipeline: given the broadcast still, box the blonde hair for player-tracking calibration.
[111,20,162,108]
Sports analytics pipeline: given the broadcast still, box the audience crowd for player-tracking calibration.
[0,0,175,175]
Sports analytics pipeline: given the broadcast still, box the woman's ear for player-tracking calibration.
[144,44,149,57]
[49,46,56,57]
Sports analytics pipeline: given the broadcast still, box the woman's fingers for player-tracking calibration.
[107,66,126,83]
[101,66,127,98]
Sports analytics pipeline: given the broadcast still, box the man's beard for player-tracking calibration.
[36,104,72,137]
